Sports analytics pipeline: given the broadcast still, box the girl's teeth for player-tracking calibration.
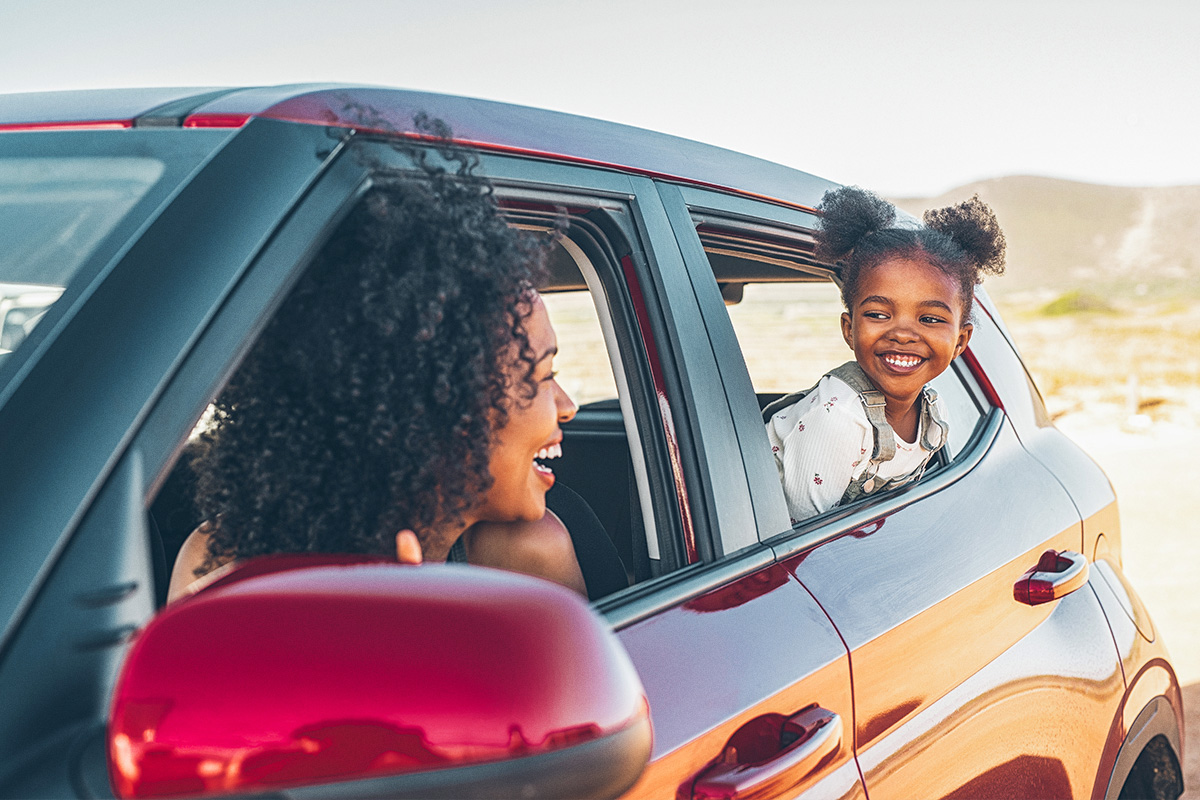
[885,355,921,367]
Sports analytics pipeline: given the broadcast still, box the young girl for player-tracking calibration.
[766,186,1006,523]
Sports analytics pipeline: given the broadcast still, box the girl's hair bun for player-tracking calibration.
[816,186,896,261]
[922,195,1006,278]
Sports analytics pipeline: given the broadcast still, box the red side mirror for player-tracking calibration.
[109,555,650,799]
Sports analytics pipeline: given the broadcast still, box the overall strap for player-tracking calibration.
[841,385,947,505]
[920,386,949,452]
[827,361,896,463]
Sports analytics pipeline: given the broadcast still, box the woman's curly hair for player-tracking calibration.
[816,185,1006,321]
[191,140,547,571]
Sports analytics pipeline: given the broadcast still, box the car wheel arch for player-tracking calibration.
[1102,694,1184,800]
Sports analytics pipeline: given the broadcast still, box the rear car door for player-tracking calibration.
[662,183,1129,800]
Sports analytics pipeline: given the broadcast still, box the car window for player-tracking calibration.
[723,280,846,394]
[501,199,688,586]
[541,289,618,405]
[725,279,985,462]
[0,156,163,359]
[149,179,689,612]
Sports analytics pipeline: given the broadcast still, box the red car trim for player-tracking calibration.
[619,255,698,565]
[960,346,1004,411]
[257,99,823,216]
[181,112,251,128]
[0,120,132,132]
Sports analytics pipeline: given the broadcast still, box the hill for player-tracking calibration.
[892,177,1200,301]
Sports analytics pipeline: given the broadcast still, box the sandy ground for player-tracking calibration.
[1057,417,1198,797]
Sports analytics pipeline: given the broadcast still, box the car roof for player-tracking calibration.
[0,85,836,213]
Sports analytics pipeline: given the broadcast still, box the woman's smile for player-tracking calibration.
[533,439,563,488]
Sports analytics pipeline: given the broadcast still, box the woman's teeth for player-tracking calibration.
[535,443,562,461]
[884,354,922,368]
[534,444,560,479]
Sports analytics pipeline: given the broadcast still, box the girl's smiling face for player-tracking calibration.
[840,257,973,413]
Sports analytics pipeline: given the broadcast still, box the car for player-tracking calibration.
[0,85,1184,800]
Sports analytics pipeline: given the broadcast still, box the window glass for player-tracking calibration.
[541,290,617,405]
[0,156,164,356]
[724,280,847,395]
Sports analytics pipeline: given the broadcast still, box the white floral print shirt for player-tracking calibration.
[766,375,942,524]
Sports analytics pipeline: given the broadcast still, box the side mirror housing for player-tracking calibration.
[109,555,650,799]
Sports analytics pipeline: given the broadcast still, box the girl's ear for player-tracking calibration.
[840,311,854,349]
[395,530,423,565]
[954,322,974,358]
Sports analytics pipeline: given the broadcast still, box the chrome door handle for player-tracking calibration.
[690,705,842,799]
[1014,549,1089,606]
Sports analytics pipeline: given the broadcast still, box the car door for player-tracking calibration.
[661,183,1128,800]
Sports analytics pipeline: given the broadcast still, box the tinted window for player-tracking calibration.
[0,156,164,354]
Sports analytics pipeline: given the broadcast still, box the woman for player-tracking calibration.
[168,142,585,601]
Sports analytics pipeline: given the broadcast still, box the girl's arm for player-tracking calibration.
[768,387,871,523]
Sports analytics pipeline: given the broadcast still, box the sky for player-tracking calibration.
[1,0,1196,197]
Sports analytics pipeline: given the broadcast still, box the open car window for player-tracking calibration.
[148,174,692,614]
[500,196,689,590]
[690,211,992,529]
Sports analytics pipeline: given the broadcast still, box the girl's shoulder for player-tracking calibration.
[766,374,870,437]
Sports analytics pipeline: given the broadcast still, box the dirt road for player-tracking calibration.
[1059,418,1198,798]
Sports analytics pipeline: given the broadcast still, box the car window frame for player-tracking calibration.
[463,157,782,626]
[493,189,689,585]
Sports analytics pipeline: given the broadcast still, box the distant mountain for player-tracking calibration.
[891,177,1200,300]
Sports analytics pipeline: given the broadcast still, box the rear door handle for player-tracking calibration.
[1014,549,1089,605]
[689,705,842,799]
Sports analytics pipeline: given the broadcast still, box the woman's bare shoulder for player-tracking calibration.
[166,521,231,604]
[465,512,586,596]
